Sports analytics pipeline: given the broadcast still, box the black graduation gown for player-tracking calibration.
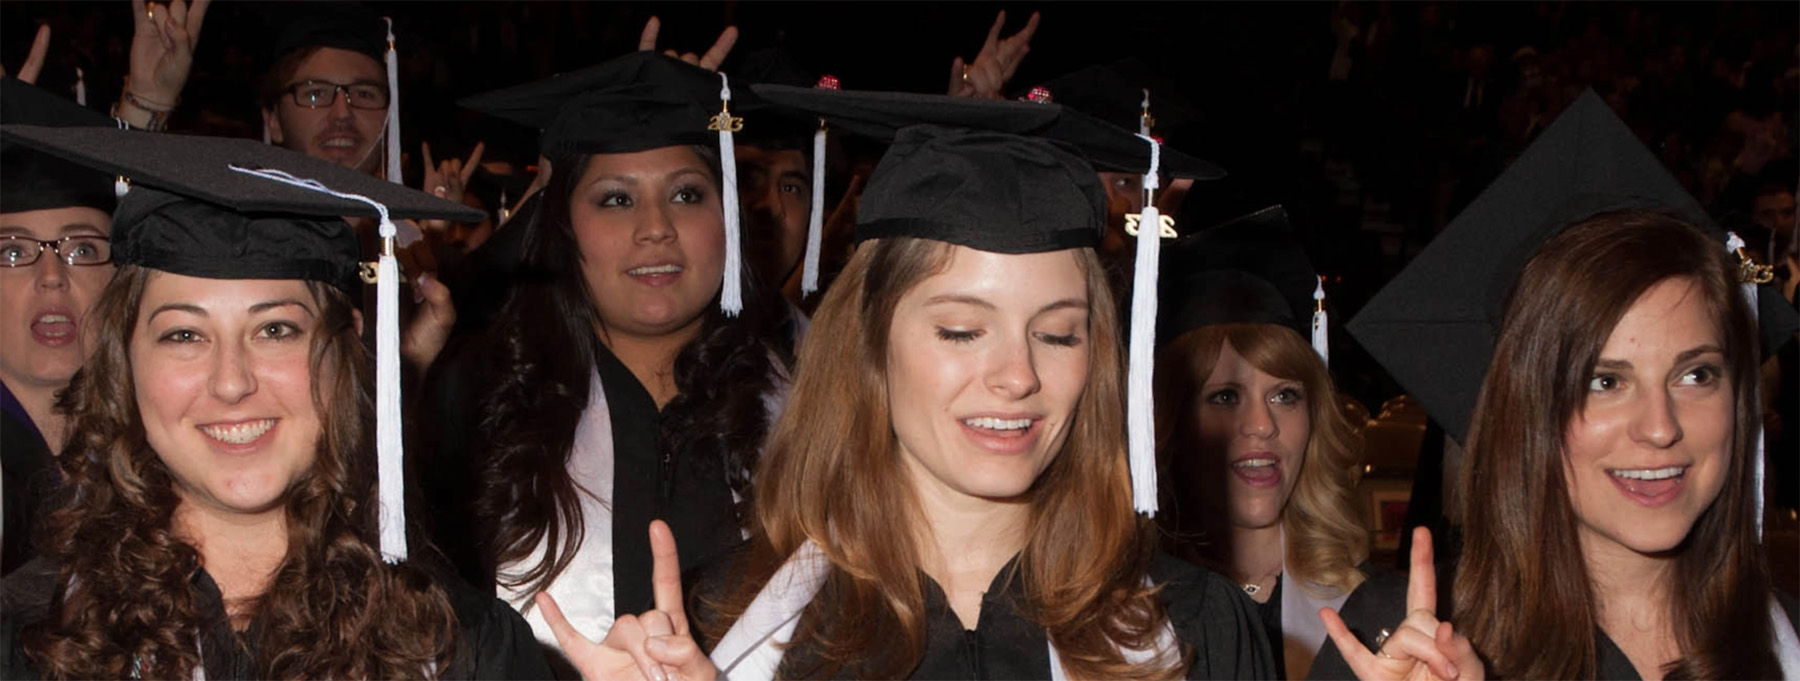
[1306,568,1800,680]
[418,336,743,617]
[1,382,56,577]
[0,557,552,680]
[694,551,1274,680]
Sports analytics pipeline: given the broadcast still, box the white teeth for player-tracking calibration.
[321,138,358,148]
[35,314,71,324]
[1232,458,1277,469]
[628,264,683,276]
[963,417,1032,431]
[199,419,276,445]
[1612,466,1686,481]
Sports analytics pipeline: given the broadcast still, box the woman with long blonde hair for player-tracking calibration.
[1153,207,1369,679]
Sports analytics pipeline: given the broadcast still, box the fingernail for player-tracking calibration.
[1448,664,1459,678]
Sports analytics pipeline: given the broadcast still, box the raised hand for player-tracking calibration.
[540,520,718,681]
[127,0,209,109]
[418,141,486,233]
[1320,527,1484,681]
[638,16,738,73]
[947,11,1041,100]
[1,24,50,84]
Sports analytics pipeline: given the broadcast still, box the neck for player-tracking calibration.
[907,464,1031,626]
[4,377,68,451]
[173,498,290,622]
[1582,528,1681,667]
[1222,522,1286,586]
[598,319,704,409]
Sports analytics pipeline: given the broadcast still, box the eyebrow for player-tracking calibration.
[0,223,108,237]
[923,294,1087,315]
[147,299,315,323]
[586,166,714,188]
[1593,344,1725,371]
[779,169,811,184]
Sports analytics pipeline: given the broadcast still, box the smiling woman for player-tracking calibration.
[0,127,547,680]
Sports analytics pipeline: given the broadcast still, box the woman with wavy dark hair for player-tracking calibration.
[420,51,790,673]
[1,128,547,680]
[1153,207,1369,679]
[1315,93,1800,680]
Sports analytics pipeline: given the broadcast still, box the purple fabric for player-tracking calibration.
[0,380,45,444]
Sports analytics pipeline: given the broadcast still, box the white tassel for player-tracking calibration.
[383,18,402,185]
[1727,232,1766,539]
[224,164,408,562]
[1311,276,1329,364]
[1139,88,1152,136]
[74,67,86,106]
[801,125,826,296]
[717,72,744,316]
[1127,134,1163,516]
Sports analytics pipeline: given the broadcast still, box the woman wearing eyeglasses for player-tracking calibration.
[0,81,119,576]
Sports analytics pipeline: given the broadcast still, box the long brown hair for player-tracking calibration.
[1454,211,1777,680]
[705,238,1182,679]
[1154,323,1368,596]
[25,266,457,680]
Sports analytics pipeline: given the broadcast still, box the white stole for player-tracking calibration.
[709,540,1178,680]
[497,369,618,659]
[1773,596,1800,680]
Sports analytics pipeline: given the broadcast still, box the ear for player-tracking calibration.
[352,308,365,336]
[262,108,284,145]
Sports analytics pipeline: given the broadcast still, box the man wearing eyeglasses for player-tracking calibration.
[259,6,391,176]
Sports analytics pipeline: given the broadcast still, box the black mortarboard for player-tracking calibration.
[1,125,481,294]
[269,2,388,66]
[1030,57,1197,139]
[729,48,821,152]
[1,77,116,214]
[752,86,1225,516]
[1159,206,1322,345]
[2,124,481,564]
[461,51,762,157]
[1348,90,1800,443]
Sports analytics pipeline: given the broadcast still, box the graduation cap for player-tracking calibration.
[751,86,1232,516]
[2,124,480,563]
[1160,206,1330,362]
[269,2,388,67]
[462,51,760,314]
[1029,57,1198,139]
[1347,89,1800,449]
[1,77,117,214]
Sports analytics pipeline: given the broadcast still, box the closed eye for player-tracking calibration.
[936,327,981,344]
[1035,331,1081,347]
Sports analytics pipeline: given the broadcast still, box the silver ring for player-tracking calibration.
[1374,627,1393,658]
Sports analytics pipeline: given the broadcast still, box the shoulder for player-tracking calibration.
[1150,553,1277,680]
[436,571,553,681]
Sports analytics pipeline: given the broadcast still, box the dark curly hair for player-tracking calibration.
[23,266,458,680]
[460,147,788,599]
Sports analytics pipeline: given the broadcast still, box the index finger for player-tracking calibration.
[535,592,592,653]
[978,11,1006,57]
[1406,526,1436,616]
[649,520,688,635]
[19,24,49,85]
[131,0,150,30]
[420,141,436,170]
[698,26,738,72]
[1005,12,1041,51]
[459,142,486,184]
[1319,608,1377,670]
[638,16,661,51]
[186,0,210,39]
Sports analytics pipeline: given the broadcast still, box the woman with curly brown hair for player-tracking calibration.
[0,128,549,680]
[1153,207,1370,679]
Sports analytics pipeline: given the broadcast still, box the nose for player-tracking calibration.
[327,88,356,119]
[634,201,678,245]
[1239,400,1278,440]
[1629,386,1684,448]
[985,337,1042,400]
[208,337,258,405]
[32,252,70,291]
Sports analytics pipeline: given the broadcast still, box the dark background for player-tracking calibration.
[5,0,1796,435]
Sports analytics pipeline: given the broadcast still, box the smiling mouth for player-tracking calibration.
[319,136,362,150]
[1231,458,1278,470]
[962,416,1034,431]
[628,264,683,276]
[199,419,278,445]
[1607,465,1688,503]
